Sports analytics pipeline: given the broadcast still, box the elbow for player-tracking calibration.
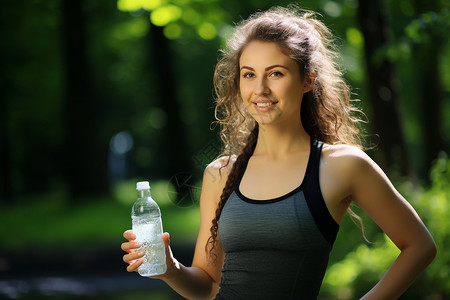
[417,235,437,266]
[401,234,437,267]
[426,238,437,263]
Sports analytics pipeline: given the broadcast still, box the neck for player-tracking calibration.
[253,122,310,159]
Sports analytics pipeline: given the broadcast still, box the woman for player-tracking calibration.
[122,6,436,299]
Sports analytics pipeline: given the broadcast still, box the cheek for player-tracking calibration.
[284,82,303,100]
[239,82,253,99]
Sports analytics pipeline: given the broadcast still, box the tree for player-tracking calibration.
[408,0,447,178]
[0,20,13,203]
[0,0,63,202]
[61,0,109,198]
[145,23,191,178]
[357,0,415,179]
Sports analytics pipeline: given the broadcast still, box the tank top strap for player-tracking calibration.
[304,139,339,245]
[309,139,323,166]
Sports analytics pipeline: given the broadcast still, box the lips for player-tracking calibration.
[251,100,278,112]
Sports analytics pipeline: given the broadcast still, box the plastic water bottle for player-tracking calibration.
[132,181,167,276]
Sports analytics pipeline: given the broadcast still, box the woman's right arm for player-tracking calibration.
[121,159,229,299]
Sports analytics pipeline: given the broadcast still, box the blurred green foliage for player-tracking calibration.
[117,0,233,40]
[0,179,201,253]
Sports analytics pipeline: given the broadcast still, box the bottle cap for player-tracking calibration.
[136,181,150,190]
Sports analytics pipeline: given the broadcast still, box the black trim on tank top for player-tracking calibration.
[304,139,339,245]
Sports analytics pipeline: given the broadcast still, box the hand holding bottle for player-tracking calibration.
[122,230,174,277]
[126,181,167,276]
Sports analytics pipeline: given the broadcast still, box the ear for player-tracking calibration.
[303,72,316,93]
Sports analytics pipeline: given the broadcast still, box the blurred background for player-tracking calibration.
[0,0,449,299]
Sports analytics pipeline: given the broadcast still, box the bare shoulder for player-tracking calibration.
[322,142,395,196]
[321,143,380,188]
[322,143,373,170]
[322,143,367,159]
[314,144,372,223]
[204,155,236,181]
[205,155,236,175]
[202,155,236,198]
[319,143,387,221]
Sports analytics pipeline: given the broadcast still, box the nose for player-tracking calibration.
[254,77,270,95]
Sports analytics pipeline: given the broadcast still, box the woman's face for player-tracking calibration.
[239,40,312,126]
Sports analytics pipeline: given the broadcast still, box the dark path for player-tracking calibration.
[0,244,194,299]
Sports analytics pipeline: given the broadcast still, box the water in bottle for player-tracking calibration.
[132,181,167,276]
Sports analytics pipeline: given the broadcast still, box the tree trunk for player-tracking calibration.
[61,0,108,199]
[414,0,445,177]
[146,24,190,179]
[357,0,415,179]
[0,2,13,203]
[0,70,13,204]
[418,43,443,177]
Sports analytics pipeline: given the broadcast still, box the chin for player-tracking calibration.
[249,110,282,125]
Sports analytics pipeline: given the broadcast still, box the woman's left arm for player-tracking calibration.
[348,150,436,300]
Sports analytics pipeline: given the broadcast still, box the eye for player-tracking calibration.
[269,71,284,77]
[242,72,255,79]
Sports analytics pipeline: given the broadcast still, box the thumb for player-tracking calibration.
[162,232,174,264]
[162,232,171,250]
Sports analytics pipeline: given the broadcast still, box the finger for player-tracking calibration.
[162,232,170,246]
[121,241,141,253]
[123,229,136,241]
[127,259,143,273]
[123,251,144,264]
[161,232,173,260]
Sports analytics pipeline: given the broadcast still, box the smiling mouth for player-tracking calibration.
[255,102,276,107]
[251,101,278,111]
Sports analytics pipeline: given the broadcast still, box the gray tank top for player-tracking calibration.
[215,139,339,300]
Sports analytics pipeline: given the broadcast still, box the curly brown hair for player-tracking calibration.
[206,5,366,258]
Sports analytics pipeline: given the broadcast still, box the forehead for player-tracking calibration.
[239,41,293,67]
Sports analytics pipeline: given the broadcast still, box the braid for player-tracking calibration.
[206,124,259,259]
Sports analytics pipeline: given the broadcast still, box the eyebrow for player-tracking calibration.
[240,64,289,71]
